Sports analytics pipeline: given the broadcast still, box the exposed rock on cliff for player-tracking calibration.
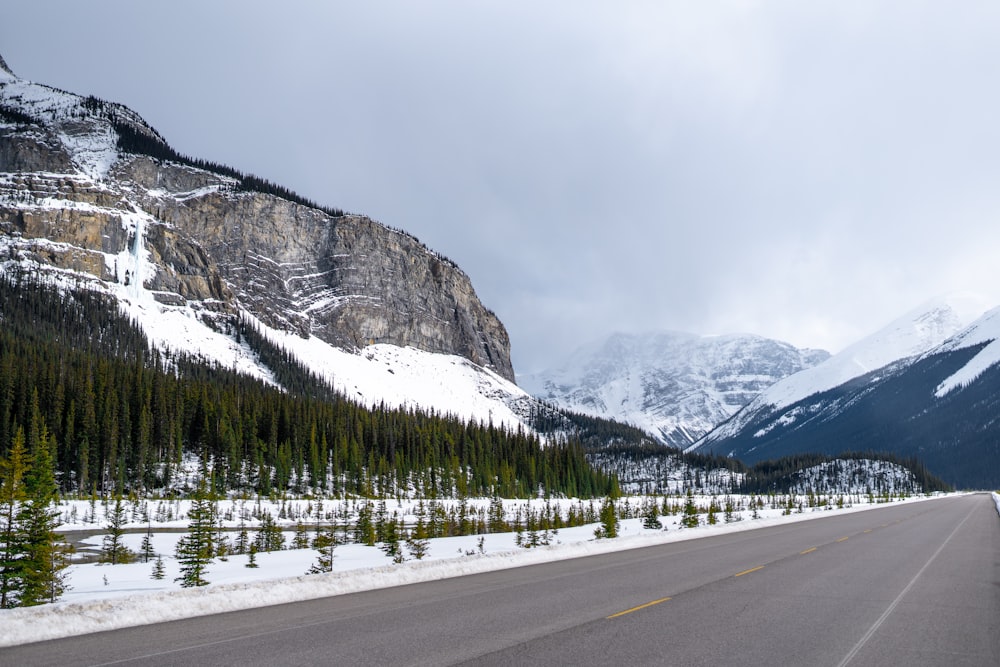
[0,56,514,382]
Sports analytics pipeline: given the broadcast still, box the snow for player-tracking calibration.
[522,331,828,447]
[0,492,960,646]
[933,306,1000,397]
[691,293,993,451]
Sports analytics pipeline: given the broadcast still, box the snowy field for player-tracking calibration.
[0,492,971,647]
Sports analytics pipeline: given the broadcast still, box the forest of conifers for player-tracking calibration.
[0,273,615,499]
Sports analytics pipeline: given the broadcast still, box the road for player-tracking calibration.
[4,494,998,666]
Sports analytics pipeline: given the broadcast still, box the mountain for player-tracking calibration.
[520,331,829,448]
[690,295,1000,488]
[0,53,533,430]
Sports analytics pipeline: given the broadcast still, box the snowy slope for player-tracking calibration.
[690,293,993,452]
[932,305,1000,396]
[0,62,535,433]
[521,331,828,447]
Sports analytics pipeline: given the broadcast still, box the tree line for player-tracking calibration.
[0,272,614,500]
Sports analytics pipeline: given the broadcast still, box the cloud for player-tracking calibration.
[3,1,1000,374]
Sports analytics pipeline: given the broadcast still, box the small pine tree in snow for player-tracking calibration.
[245,543,259,568]
[642,499,661,530]
[307,526,339,574]
[174,483,215,588]
[292,521,310,550]
[681,490,700,528]
[406,517,430,560]
[151,555,165,580]
[100,496,135,564]
[594,497,619,539]
[140,524,155,563]
[254,512,285,552]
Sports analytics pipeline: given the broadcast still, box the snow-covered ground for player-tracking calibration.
[0,492,964,646]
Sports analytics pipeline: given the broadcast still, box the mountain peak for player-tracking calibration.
[0,53,15,77]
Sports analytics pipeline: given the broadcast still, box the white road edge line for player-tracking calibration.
[835,501,978,667]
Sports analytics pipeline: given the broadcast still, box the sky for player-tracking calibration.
[4,1,1000,374]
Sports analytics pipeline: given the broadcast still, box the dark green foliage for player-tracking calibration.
[681,490,700,528]
[175,482,215,587]
[738,451,951,494]
[0,428,28,607]
[254,513,285,553]
[0,274,615,499]
[594,497,619,539]
[529,402,661,450]
[307,525,339,574]
[150,555,165,580]
[100,497,134,564]
[0,104,38,127]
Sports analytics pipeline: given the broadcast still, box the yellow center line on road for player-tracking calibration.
[864,529,872,533]
[836,536,849,542]
[734,565,765,577]
[800,547,817,555]
[607,597,671,619]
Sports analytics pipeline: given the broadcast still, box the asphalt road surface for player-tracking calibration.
[4,494,998,666]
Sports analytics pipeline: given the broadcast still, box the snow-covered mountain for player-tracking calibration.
[0,54,535,431]
[690,295,1000,488]
[690,293,993,453]
[520,331,829,448]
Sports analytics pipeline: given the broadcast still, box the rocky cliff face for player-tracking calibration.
[0,58,514,382]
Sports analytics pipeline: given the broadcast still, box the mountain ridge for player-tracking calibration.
[688,297,1000,488]
[0,53,527,429]
[690,292,994,453]
[520,330,829,448]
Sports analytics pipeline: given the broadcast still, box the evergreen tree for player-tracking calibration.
[140,523,155,563]
[405,516,430,560]
[594,497,619,539]
[174,483,215,587]
[151,555,165,580]
[254,512,285,552]
[642,497,662,530]
[100,496,135,564]
[292,521,310,550]
[307,525,338,574]
[19,426,69,605]
[245,543,259,568]
[681,490,700,528]
[0,428,29,608]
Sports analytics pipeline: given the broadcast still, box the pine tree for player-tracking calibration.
[405,516,430,560]
[254,512,285,552]
[174,482,215,587]
[245,543,259,568]
[594,497,619,539]
[0,428,29,608]
[642,498,662,530]
[19,426,69,605]
[307,525,338,574]
[151,555,165,580]
[100,496,135,564]
[140,524,155,563]
[292,521,310,550]
[681,490,700,528]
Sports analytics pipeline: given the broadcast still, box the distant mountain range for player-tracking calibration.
[3,51,998,491]
[520,332,829,448]
[689,294,1000,488]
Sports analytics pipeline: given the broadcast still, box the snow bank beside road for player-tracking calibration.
[0,494,953,647]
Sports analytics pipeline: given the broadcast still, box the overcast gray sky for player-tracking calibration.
[4,2,1000,374]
